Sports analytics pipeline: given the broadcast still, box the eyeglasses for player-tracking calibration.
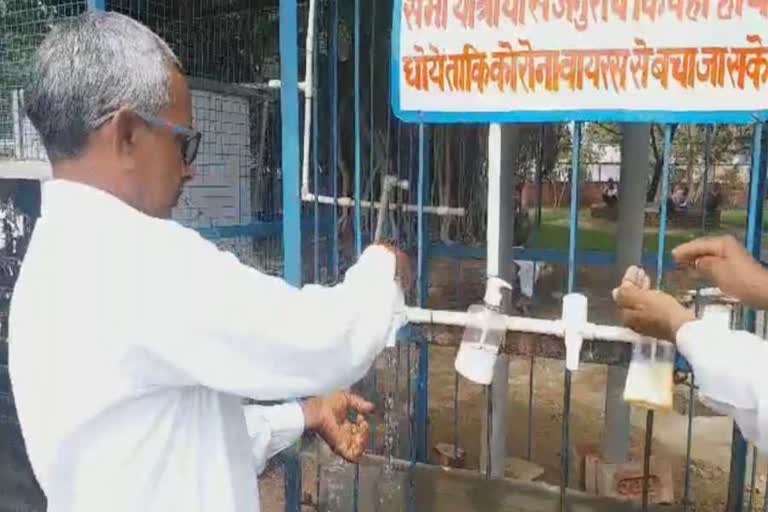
[95,111,202,166]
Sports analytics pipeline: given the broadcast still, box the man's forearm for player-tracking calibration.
[741,264,768,311]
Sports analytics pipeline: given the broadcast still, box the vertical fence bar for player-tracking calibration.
[453,262,462,462]
[352,1,363,507]
[312,6,321,283]
[329,0,339,281]
[278,0,302,325]
[405,126,416,464]
[530,125,545,463]
[368,0,377,244]
[415,123,430,462]
[701,125,713,233]
[353,0,362,256]
[527,355,535,461]
[642,124,674,511]
[656,126,673,318]
[567,122,582,293]
[682,374,696,510]
[536,125,545,231]
[729,122,765,512]
[748,447,758,511]
[560,121,582,510]
[278,1,302,510]
[87,0,105,10]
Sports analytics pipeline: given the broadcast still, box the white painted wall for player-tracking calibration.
[172,88,252,229]
[5,86,253,229]
[1,84,269,266]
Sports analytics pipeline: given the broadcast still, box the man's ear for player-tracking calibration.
[111,108,141,169]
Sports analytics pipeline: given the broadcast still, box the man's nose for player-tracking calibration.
[183,164,195,180]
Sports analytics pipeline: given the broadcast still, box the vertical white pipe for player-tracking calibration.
[487,124,502,277]
[300,0,317,197]
[11,90,21,160]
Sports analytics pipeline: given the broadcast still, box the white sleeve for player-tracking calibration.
[136,221,406,400]
[676,319,768,453]
[243,403,305,476]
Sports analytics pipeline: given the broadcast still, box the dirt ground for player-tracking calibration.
[259,257,767,511]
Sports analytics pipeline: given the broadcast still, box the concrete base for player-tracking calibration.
[572,444,675,505]
[599,457,674,505]
[306,442,680,512]
[434,443,466,468]
[505,457,545,482]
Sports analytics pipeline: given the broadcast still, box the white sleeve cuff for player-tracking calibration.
[244,402,305,475]
[676,319,763,410]
[264,401,305,435]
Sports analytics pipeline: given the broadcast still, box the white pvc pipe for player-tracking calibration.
[300,0,317,198]
[405,307,648,345]
[296,0,464,218]
[374,176,410,241]
[486,124,502,276]
[302,193,466,216]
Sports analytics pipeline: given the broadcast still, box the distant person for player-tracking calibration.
[705,182,723,214]
[665,184,689,216]
[671,185,690,209]
[602,178,619,208]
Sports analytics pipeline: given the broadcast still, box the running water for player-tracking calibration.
[376,343,413,512]
[321,342,416,511]
[321,457,353,512]
[382,346,399,474]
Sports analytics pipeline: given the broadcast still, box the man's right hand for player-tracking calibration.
[613,266,695,342]
[376,243,413,291]
[672,236,768,309]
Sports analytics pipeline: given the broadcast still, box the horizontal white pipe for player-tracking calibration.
[405,307,648,345]
[302,193,466,217]
[238,80,308,93]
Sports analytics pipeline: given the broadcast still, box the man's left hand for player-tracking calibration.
[613,266,695,342]
[301,392,374,463]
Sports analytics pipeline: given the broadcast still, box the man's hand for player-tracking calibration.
[301,392,374,463]
[376,243,413,291]
[672,236,768,309]
[613,266,695,342]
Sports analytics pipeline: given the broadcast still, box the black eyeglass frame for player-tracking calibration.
[94,111,201,165]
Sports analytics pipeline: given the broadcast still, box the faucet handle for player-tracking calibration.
[484,276,513,307]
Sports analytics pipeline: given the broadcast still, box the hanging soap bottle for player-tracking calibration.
[454,277,511,385]
[623,340,676,411]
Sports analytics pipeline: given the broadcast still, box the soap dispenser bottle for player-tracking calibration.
[454,277,511,385]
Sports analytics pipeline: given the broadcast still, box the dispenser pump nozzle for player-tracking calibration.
[484,276,513,308]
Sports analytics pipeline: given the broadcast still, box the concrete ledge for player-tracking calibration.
[303,447,681,511]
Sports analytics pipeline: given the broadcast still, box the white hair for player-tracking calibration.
[25,11,181,162]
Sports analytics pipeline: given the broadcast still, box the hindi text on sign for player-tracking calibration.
[401,36,768,94]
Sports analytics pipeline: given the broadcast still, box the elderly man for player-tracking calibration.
[614,235,768,453]
[9,11,410,512]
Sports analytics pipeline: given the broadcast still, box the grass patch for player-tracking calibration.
[527,208,753,253]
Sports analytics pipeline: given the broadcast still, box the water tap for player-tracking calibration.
[483,276,512,310]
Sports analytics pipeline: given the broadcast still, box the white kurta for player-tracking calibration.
[243,402,305,476]
[9,179,405,512]
[677,319,768,453]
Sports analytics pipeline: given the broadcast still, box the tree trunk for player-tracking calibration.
[647,124,678,202]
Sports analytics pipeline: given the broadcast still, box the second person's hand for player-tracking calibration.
[672,236,768,309]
